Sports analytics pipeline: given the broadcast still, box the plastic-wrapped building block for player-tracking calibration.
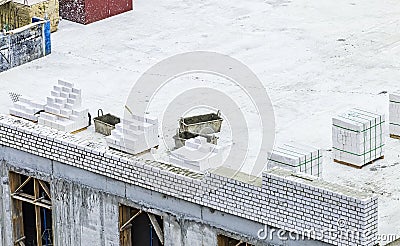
[267,143,322,177]
[332,108,385,167]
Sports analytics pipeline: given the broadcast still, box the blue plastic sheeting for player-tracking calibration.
[32,17,51,55]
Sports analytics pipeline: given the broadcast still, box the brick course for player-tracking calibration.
[0,115,378,246]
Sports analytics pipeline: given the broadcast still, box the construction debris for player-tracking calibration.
[332,108,385,168]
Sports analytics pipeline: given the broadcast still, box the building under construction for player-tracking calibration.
[0,80,388,246]
[1,0,400,244]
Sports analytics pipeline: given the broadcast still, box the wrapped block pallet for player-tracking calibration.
[389,91,400,138]
[332,108,385,168]
[267,143,322,177]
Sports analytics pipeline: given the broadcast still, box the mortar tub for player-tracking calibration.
[93,109,120,136]
[179,111,223,134]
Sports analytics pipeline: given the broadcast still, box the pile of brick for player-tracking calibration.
[267,143,322,177]
[169,136,223,172]
[389,91,400,138]
[38,80,88,132]
[106,114,158,155]
[9,97,45,122]
[332,108,385,167]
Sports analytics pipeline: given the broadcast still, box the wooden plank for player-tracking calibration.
[119,205,132,246]
[120,210,142,232]
[9,172,25,244]
[13,176,32,194]
[70,127,88,134]
[14,236,25,243]
[34,180,42,246]
[38,180,51,199]
[334,156,384,169]
[147,213,164,245]
[15,192,35,200]
[11,194,52,210]
[390,134,400,140]
[217,235,229,246]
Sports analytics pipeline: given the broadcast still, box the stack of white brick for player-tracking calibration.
[106,114,158,155]
[267,143,322,177]
[38,80,88,132]
[9,97,45,122]
[332,108,385,167]
[169,136,223,172]
[389,91,400,137]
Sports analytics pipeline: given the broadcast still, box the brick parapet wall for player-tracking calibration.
[0,115,378,245]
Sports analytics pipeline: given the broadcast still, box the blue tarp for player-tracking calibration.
[32,17,51,55]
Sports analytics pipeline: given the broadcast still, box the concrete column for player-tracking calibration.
[51,179,119,246]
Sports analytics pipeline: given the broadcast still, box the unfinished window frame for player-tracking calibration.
[9,171,53,246]
[217,234,254,246]
[119,204,164,246]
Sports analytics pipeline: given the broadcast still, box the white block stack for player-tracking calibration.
[389,91,400,137]
[169,136,223,172]
[106,114,159,155]
[38,80,88,132]
[332,108,385,167]
[267,143,322,177]
[9,97,45,122]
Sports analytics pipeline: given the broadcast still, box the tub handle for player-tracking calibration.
[98,109,104,117]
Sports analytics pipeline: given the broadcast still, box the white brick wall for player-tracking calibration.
[0,115,378,246]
